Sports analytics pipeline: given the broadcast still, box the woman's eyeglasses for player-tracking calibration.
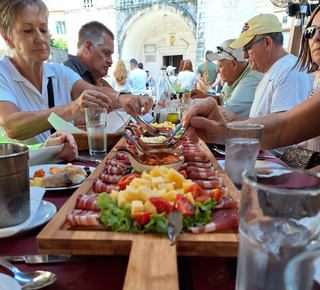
[216,46,238,61]
[304,26,320,40]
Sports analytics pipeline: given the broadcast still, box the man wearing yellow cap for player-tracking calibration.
[219,13,312,123]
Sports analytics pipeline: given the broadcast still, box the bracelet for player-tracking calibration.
[116,91,122,107]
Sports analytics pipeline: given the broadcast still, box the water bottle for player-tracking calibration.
[154,67,170,123]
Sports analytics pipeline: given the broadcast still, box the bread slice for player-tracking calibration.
[42,172,86,188]
[56,163,88,177]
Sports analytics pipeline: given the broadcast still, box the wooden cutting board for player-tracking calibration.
[37,138,240,290]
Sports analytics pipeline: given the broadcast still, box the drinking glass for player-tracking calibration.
[225,123,264,188]
[236,167,320,290]
[84,107,107,155]
[165,100,180,124]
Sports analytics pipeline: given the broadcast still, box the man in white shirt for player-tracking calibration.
[219,14,313,123]
[129,58,148,95]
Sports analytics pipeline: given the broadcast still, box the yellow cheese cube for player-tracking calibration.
[175,188,184,195]
[130,178,152,189]
[34,177,43,187]
[30,179,35,187]
[141,171,153,181]
[157,183,174,191]
[110,190,120,201]
[159,166,170,174]
[184,192,195,205]
[183,182,195,193]
[131,200,144,214]
[125,186,140,201]
[151,176,165,189]
[159,190,178,202]
[165,168,184,188]
[137,185,160,203]
[144,200,157,214]
[150,166,167,178]
[117,191,127,209]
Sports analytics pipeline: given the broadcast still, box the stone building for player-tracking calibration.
[0,0,292,83]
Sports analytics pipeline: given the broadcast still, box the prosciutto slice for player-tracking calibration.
[216,196,240,209]
[66,209,100,226]
[99,173,122,184]
[75,193,99,210]
[186,166,216,173]
[185,156,210,163]
[186,169,218,180]
[115,152,130,164]
[92,179,119,193]
[188,208,239,233]
[104,164,125,175]
[193,178,223,188]
[186,162,213,168]
[105,158,128,169]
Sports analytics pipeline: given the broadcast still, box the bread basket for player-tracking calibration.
[72,126,123,150]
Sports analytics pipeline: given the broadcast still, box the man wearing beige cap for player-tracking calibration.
[219,13,312,122]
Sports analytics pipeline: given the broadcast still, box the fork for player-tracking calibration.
[166,124,189,148]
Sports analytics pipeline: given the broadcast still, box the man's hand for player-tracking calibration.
[181,98,227,144]
[119,94,154,119]
[44,130,78,161]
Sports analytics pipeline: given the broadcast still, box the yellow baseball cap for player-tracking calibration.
[230,14,282,49]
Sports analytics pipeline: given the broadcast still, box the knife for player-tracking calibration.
[1,254,72,264]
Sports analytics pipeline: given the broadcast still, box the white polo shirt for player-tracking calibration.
[0,56,81,144]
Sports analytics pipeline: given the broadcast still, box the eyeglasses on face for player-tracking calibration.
[216,46,238,61]
[304,26,320,40]
[242,36,266,54]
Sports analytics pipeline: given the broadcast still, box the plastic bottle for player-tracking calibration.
[154,67,170,123]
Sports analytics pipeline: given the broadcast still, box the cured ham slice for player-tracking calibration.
[105,158,128,169]
[66,209,100,226]
[188,208,239,233]
[186,169,218,180]
[99,173,122,184]
[115,152,130,164]
[193,178,223,188]
[185,156,210,163]
[186,162,213,168]
[216,196,240,209]
[182,152,208,158]
[92,179,119,193]
[186,166,216,173]
[104,164,125,175]
[75,194,99,211]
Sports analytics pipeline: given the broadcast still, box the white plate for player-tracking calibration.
[255,161,289,178]
[19,201,56,235]
[29,164,96,190]
[217,160,284,171]
[0,273,21,290]
[29,144,64,166]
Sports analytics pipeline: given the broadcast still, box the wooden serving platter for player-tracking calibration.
[37,138,240,290]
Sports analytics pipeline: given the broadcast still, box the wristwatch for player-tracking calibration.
[116,90,131,106]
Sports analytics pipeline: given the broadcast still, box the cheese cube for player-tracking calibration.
[151,176,165,189]
[144,200,157,214]
[157,183,174,191]
[125,186,140,201]
[150,166,167,178]
[159,166,170,174]
[110,190,120,201]
[159,190,178,202]
[184,192,195,205]
[117,191,127,209]
[141,171,153,181]
[183,182,195,193]
[34,177,43,187]
[131,200,144,214]
[137,185,159,203]
[130,178,152,189]
[30,179,35,187]
[165,168,184,188]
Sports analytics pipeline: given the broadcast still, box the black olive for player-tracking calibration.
[123,166,133,176]
[83,166,91,176]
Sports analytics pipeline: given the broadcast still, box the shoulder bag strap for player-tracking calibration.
[47,77,56,134]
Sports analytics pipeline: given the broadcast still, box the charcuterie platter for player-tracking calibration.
[37,137,241,290]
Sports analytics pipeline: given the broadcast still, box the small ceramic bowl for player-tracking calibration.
[115,148,184,172]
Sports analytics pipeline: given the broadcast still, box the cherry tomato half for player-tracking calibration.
[207,188,222,202]
[174,194,195,216]
[194,195,211,203]
[131,212,152,227]
[149,197,173,214]
[117,173,141,189]
[185,183,203,199]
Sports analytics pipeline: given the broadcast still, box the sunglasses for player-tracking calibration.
[216,46,238,61]
[304,26,320,39]
[242,36,266,54]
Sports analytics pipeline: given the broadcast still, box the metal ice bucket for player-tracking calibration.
[0,143,30,228]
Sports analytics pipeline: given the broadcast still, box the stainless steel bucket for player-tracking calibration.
[0,143,30,228]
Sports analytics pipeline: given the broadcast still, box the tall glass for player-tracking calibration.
[237,167,320,290]
[225,123,264,188]
[85,107,107,155]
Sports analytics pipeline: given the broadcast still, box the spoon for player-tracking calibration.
[123,132,163,164]
[137,115,160,136]
[0,257,57,289]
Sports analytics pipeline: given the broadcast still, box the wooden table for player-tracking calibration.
[37,139,241,290]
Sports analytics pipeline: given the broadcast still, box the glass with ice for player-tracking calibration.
[237,167,320,290]
[225,123,264,188]
[84,107,107,155]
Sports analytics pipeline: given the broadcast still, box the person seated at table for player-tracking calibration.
[110,60,133,92]
[217,14,312,123]
[191,39,263,116]
[181,6,320,172]
[0,1,153,146]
